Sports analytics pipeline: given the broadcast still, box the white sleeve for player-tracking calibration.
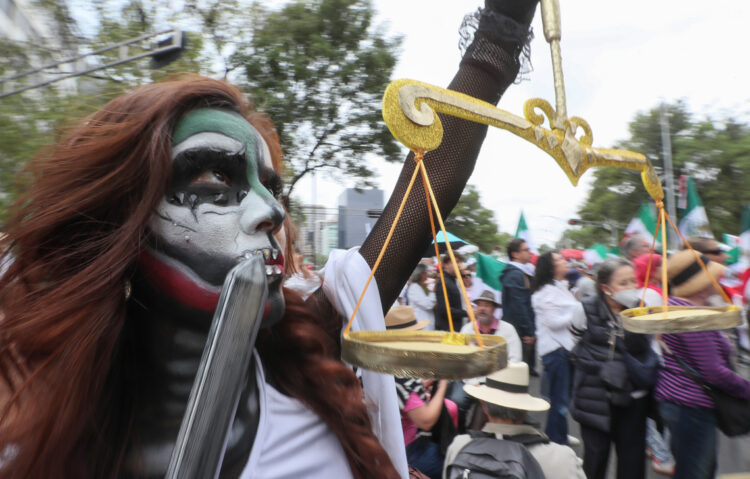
[408,283,436,310]
[320,248,409,479]
[501,322,522,362]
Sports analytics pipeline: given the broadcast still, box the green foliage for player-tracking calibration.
[0,0,402,223]
[561,101,750,245]
[232,0,403,199]
[444,185,510,253]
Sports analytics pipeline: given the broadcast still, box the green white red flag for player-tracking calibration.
[515,211,538,254]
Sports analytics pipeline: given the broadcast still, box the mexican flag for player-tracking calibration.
[741,205,750,254]
[624,203,661,243]
[678,176,712,239]
[474,252,506,292]
[515,211,538,254]
[584,243,614,266]
[722,233,741,265]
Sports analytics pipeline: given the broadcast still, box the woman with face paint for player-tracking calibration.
[0,1,540,477]
[569,257,658,479]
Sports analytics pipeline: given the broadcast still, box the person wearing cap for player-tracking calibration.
[443,362,585,479]
[388,306,458,479]
[530,251,586,446]
[655,250,750,479]
[406,264,437,330]
[460,289,521,363]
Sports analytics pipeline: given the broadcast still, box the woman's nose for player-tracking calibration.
[238,190,285,234]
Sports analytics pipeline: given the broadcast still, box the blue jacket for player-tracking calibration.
[499,264,535,337]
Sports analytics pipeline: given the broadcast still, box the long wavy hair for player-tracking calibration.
[0,76,397,478]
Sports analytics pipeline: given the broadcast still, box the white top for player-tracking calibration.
[460,319,522,386]
[531,280,586,357]
[321,248,408,478]
[406,282,436,330]
[444,423,585,479]
[241,353,353,478]
[243,248,409,479]
[459,320,521,363]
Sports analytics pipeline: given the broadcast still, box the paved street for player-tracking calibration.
[525,359,750,478]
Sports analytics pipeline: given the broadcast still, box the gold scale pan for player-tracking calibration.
[342,0,741,379]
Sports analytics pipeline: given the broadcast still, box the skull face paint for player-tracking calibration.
[139,108,286,324]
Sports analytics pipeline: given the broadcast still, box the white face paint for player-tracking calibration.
[139,108,286,316]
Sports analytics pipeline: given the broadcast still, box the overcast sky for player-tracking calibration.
[294,0,750,246]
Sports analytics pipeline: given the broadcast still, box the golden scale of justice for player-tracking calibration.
[341,0,743,380]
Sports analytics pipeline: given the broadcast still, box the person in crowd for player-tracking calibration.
[632,252,675,475]
[407,264,437,330]
[0,0,541,475]
[570,257,658,479]
[655,250,750,479]
[434,255,469,332]
[530,251,586,445]
[461,289,521,362]
[685,236,728,265]
[622,235,651,261]
[500,238,538,375]
[444,362,585,479]
[573,262,598,301]
[449,289,521,432]
[390,306,458,479]
[460,268,475,313]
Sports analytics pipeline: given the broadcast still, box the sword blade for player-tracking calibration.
[166,252,268,479]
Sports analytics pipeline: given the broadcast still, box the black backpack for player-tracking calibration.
[445,430,547,479]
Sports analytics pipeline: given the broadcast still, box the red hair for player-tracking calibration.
[0,76,394,477]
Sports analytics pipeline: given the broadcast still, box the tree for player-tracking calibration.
[560,101,750,243]
[0,0,403,221]
[232,0,403,201]
[444,185,511,253]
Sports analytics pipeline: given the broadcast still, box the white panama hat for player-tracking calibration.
[463,362,549,412]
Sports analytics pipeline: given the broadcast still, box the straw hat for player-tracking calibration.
[463,362,549,412]
[668,249,727,298]
[385,306,429,331]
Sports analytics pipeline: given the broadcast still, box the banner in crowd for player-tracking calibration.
[515,211,538,254]
[474,252,505,292]
[624,202,661,243]
[678,176,712,238]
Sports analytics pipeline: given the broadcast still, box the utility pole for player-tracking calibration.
[660,103,678,249]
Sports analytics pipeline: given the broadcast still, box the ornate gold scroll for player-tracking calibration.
[381,78,664,201]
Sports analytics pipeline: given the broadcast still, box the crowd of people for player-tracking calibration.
[394,235,750,479]
[1,0,748,476]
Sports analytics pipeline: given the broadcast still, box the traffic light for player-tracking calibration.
[151,30,187,69]
[568,218,581,225]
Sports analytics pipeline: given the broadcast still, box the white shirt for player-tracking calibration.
[321,248,408,478]
[460,319,521,363]
[241,353,353,478]
[531,280,586,357]
[245,248,410,478]
[406,282,436,330]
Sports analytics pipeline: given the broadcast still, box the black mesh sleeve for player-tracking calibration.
[359,8,534,312]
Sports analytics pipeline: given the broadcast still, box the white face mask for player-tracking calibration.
[608,288,641,309]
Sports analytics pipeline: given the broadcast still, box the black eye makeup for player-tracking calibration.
[169,148,249,208]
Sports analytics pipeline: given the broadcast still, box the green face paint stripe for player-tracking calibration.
[172,108,276,202]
